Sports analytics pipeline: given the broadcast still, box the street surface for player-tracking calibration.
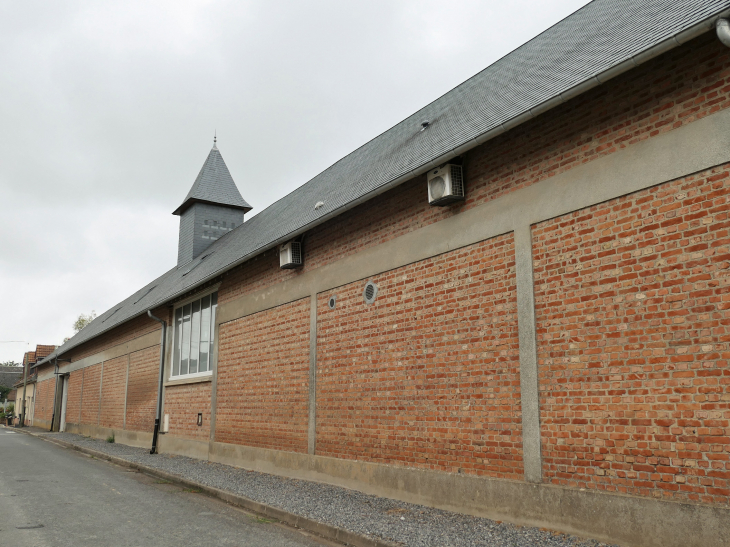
[0,428,334,546]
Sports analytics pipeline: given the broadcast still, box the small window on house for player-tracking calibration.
[171,291,217,379]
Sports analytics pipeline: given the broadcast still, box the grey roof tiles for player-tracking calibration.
[36,0,730,366]
[172,144,252,215]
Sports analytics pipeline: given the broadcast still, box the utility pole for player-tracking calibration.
[20,355,29,427]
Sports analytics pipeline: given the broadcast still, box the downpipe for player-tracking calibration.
[147,310,166,454]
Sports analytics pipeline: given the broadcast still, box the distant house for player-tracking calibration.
[1,366,22,416]
[0,365,23,394]
[13,345,55,425]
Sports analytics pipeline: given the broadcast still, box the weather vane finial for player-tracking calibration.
[214,130,217,145]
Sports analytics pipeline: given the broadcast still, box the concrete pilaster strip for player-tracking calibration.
[514,226,542,483]
[160,319,174,444]
[209,323,221,443]
[308,293,317,455]
[78,369,84,423]
[98,361,104,426]
[123,354,130,430]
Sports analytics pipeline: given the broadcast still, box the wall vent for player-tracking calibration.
[280,241,303,269]
[328,295,337,309]
[363,281,378,305]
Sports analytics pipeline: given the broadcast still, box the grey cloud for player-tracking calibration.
[0,0,589,361]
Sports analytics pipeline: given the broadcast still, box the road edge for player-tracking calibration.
[7,427,402,547]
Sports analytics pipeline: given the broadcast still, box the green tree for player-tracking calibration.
[0,361,21,400]
[73,311,97,333]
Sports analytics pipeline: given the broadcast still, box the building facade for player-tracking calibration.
[14,345,55,426]
[32,3,730,546]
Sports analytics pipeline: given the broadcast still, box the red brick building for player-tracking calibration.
[32,2,730,545]
[13,345,55,426]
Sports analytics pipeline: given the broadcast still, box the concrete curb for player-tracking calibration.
[9,428,401,547]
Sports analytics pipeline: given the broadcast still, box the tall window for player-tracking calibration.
[171,291,217,378]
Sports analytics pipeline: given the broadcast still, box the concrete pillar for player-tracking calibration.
[123,354,130,430]
[308,293,317,455]
[209,322,221,445]
[98,361,104,426]
[79,369,84,424]
[514,225,542,483]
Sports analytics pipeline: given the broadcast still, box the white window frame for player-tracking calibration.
[169,287,218,381]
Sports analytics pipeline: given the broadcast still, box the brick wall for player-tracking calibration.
[465,34,730,213]
[316,234,521,477]
[58,303,167,434]
[125,346,159,433]
[34,377,56,423]
[209,33,730,491]
[216,298,310,452]
[533,164,730,505]
[37,31,730,510]
[80,363,101,426]
[164,382,211,440]
[100,356,127,429]
[219,33,730,308]
[65,369,83,425]
[63,348,157,435]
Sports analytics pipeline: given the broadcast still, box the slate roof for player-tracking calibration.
[13,373,36,389]
[0,366,23,389]
[172,144,252,215]
[36,0,730,367]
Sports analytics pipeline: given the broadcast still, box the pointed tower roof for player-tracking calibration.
[172,141,252,215]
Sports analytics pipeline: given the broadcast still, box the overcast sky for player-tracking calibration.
[0,0,590,363]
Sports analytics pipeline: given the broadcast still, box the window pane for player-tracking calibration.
[172,308,182,377]
[181,303,191,375]
[199,295,210,373]
[209,292,217,370]
[189,299,201,374]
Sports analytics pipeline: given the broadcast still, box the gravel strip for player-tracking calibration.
[41,432,618,547]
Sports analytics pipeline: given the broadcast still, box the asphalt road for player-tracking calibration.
[0,428,335,547]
